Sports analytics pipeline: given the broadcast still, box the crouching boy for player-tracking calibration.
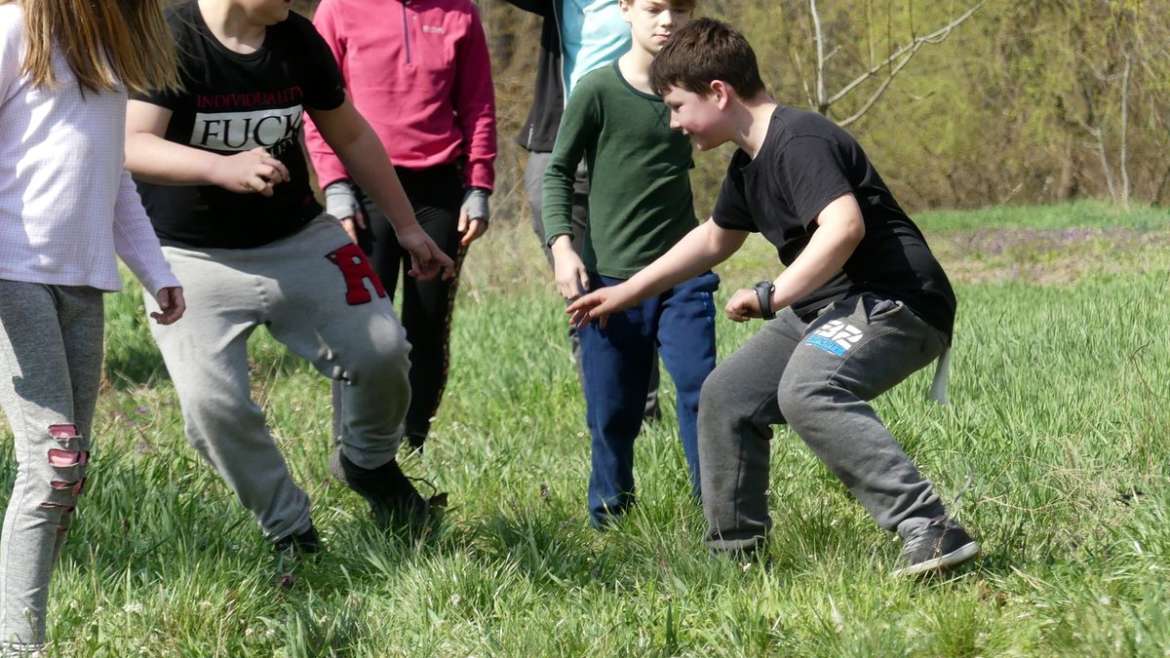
[567,18,978,575]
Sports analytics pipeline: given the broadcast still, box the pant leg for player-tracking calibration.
[340,189,407,448]
[777,294,948,531]
[0,281,101,651]
[578,275,657,525]
[699,310,804,552]
[525,152,660,415]
[654,272,719,497]
[145,248,313,541]
[394,166,466,441]
[261,218,412,471]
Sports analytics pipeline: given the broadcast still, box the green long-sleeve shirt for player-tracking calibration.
[542,61,696,279]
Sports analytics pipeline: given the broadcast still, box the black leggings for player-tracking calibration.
[358,164,465,444]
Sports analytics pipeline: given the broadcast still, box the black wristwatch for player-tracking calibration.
[753,280,776,320]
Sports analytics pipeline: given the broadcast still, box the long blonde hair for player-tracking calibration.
[5,0,180,93]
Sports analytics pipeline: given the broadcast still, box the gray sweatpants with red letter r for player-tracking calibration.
[145,217,412,541]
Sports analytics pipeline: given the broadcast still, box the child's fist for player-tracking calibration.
[724,288,763,323]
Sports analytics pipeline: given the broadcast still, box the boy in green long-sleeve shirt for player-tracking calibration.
[543,0,715,527]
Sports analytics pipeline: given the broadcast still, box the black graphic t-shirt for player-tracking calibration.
[133,1,345,249]
[713,106,956,338]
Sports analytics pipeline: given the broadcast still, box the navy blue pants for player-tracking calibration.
[579,271,719,525]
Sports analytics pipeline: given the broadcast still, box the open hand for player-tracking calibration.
[553,249,590,300]
[398,226,455,281]
[566,284,636,329]
[151,287,186,325]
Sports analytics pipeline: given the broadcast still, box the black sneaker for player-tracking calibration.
[330,449,441,529]
[893,517,980,577]
[273,524,322,555]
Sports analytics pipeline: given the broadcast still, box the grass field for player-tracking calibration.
[4,200,1170,657]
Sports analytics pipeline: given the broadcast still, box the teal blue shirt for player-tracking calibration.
[561,0,630,96]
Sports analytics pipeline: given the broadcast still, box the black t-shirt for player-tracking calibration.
[713,106,956,338]
[133,1,345,249]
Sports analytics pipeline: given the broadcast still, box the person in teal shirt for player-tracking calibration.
[561,0,631,95]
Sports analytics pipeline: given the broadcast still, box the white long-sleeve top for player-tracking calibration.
[0,5,177,295]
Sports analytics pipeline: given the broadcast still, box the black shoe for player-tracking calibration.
[273,524,322,555]
[405,434,427,454]
[893,517,980,577]
[330,449,441,529]
[273,525,321,589]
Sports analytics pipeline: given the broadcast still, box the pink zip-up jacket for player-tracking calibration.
[304,0,497,191]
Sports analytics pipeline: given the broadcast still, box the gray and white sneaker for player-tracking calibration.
[893,517,980,577]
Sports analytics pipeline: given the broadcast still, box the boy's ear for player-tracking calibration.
[710,80,733,109]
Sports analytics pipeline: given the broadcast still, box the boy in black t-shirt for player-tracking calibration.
[125,0,453,554]
[568,18,979,576]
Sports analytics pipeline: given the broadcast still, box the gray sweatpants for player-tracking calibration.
[0,281,103,654]
[145,217,411,541]
[699,293,949,552]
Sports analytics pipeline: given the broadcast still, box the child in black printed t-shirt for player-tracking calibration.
[125,0,453,555]
[568,18,979,577]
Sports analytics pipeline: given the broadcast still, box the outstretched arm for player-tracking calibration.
[567,220,748,327]
[308,98,455,280]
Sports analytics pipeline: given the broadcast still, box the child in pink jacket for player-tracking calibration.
[306,0,497,452]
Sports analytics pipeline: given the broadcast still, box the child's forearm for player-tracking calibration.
[769,195,865,309]
[624,220,747,300]
[540,157,577,245]
[541,93,596,245]
[125,132,226,187]
[112,168,180,295]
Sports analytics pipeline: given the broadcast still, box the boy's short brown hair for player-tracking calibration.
[650,18,765,99]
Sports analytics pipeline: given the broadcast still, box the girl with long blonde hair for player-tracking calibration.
[0,1,186,653]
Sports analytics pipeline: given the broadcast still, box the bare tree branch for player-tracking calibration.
[838,47,917,127]
[826,1,985,109]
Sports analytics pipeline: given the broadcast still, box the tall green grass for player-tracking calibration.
[3,203,1169,656]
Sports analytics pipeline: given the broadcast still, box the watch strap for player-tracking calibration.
[754,280,776,320]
